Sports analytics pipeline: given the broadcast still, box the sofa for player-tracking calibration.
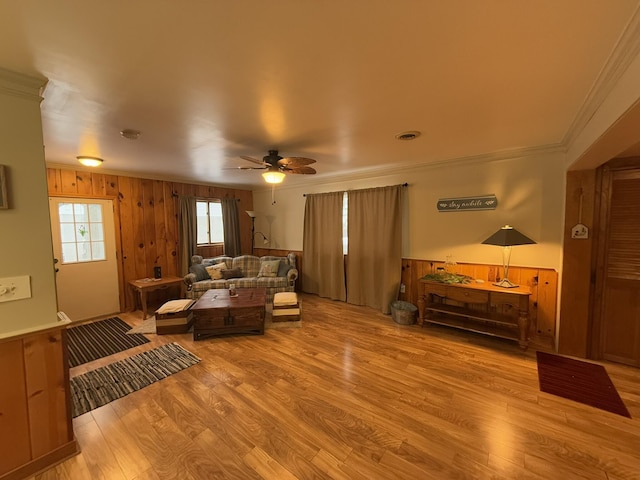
[183,252,298,304]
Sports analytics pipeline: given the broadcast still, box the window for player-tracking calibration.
[57,202,106,263]
[196,200,224,244]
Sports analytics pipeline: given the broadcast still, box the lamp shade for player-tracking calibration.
[77,156,103,167]
[482,225,536,246]
[246,210,256,218]
[262,170,285,184]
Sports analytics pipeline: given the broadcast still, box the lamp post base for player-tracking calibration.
[493,278,519,288]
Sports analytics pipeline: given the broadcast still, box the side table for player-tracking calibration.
[128,276,184,318]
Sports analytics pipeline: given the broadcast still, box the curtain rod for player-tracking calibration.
[303,182,408,197]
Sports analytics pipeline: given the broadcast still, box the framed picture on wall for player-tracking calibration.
[0,165,8,209]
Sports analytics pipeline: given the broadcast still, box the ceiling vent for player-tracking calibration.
[120,129,141,140]
[395,131,421,141]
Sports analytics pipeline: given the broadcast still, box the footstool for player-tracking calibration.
[272,292,301,322]
[155,299,195,334]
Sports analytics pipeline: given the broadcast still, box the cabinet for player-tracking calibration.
[0,326,78,479]
[417,280,531,349]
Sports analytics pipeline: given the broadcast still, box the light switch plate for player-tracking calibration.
[0,275,31,302]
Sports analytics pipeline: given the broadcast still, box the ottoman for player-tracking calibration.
[272,292,301,322]
[155,299,195,334]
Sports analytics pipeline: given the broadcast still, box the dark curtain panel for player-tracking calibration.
[346,185,402,313]
[179,196,197,275]
[221,198,241,257]
[302,191,346,301]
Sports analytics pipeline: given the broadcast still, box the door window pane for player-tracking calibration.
[62,243,78,263]
[73,203,88,222]
[60,223,77,243]
[58,202,107,264]
[77,242,91,262]
[89,204,102,222]
[90,223,104,241]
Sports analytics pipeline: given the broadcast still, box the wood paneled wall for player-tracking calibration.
[399,258,558,346]
[47,167,254,310]
[557,170,597,357]
[0,327,78,480]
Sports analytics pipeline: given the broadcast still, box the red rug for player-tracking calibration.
[536,351,631,418]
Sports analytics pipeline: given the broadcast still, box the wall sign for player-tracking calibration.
[437,194,498,212]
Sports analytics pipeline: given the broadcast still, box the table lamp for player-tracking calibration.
[482,225,536,288]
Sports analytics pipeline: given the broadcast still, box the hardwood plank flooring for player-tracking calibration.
[32,294,640,479]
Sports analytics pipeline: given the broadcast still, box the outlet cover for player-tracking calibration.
[0,275,31,302]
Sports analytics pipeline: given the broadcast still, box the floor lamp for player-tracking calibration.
[246,210,256,252]
[482,225,536,288]
[246,210,269,253]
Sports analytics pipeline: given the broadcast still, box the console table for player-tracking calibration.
[128,276,183,319]
[417,279,531,349]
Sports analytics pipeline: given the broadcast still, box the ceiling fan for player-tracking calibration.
[237,150,317,183]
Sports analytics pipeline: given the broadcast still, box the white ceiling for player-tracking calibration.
[1,1,639,188]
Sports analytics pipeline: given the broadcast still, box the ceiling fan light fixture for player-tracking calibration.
[76,156,103,167]
[262,170,285,184]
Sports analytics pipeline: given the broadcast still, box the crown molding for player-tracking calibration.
[252,143,566,193]
[562,4,640,150]
[0,67,48,103]
[45,162,255,191]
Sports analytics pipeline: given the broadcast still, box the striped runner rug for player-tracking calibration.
[67,316,150,367]
[70,342,201,417]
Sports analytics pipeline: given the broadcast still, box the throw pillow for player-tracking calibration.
[221,268,242,280]
[277,261,292,277]
[258,259,281,277]
[189,264,209,282]
[205,262,227,280]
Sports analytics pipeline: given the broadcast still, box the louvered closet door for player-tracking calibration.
[599,168,640,366]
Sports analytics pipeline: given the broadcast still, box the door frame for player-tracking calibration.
[49,192,126,313]
[590,157,640,359]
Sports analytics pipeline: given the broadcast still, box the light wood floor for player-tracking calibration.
[33,294,640,480]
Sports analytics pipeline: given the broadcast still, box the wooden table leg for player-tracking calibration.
[417,295,425,326]
[140,291,149,319]
[517,309,529,350]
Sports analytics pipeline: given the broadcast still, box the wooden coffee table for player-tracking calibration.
[191,287,266,341]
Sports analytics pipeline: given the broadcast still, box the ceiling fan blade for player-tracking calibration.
[223,166,266,170]
[284,166,316,175]
[278,156,316,167]
[240,155,269,166]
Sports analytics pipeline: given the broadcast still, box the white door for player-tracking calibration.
[49,197,120,322]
